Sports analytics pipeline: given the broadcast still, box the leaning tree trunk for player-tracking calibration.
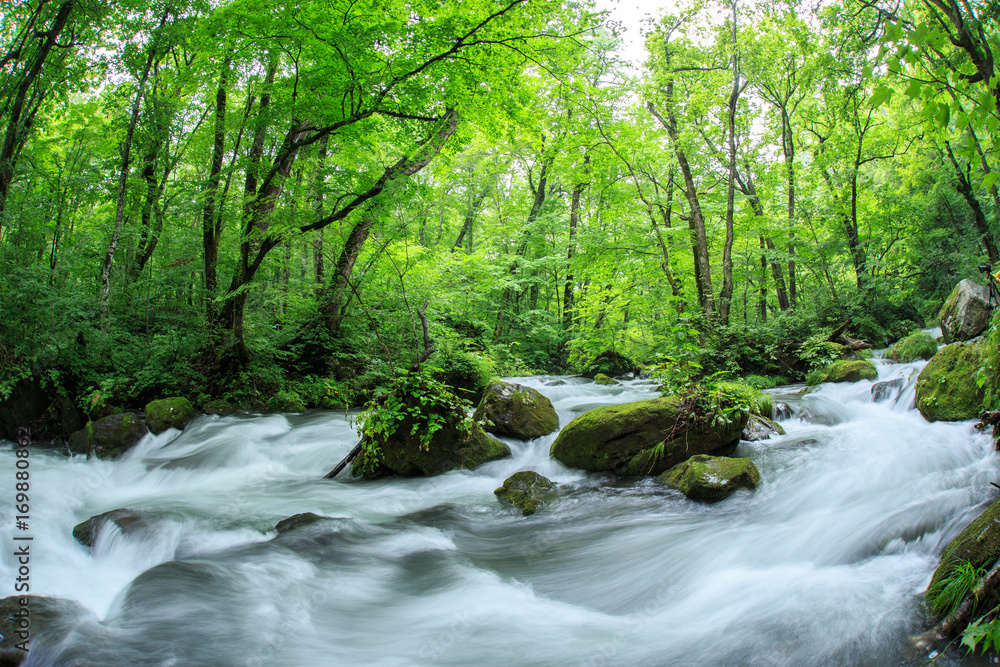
[99,14,166,332]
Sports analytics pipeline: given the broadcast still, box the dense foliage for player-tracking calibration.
[2,0,998,422]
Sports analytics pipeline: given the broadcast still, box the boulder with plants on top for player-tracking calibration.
[889,330,938,363]
[549,386,748,477]
[351,372,510,479]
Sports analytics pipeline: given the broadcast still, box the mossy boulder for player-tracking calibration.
[805,359,878,386]
[890,330,938,363]
[582,350,638,379]
[355,419,510,479]
[926,497,1000,616]
[915,339,986,422]
[549,396,747,476]
[72,508,147,547]
[939,279,992,344]
[742,414,785,441]
[67,412,148,459]
[657,454,761,500]
[593,373,618,386]
[494,471,556,516]
[473,380,559,440]
[144,397,195,435]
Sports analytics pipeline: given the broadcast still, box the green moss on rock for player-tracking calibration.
[67,412,148,459]
[890,331,938,363]
[927,497,1000,615]
[473,380,559,440]
[915,339,986,422]
[549,396,746,476]
[806,359,878,386]
[203,399,234,416]
[657,454,761,500]
[144,397,195,434]
[356,418,510,479]
[593,373,618,385]
[494,471,556,515]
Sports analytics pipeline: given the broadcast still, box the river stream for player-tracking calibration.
[2,357,998,666]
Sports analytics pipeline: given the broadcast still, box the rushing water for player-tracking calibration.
[2,359,998,666]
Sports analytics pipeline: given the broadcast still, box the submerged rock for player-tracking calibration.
[742,414,785,441]
[72,508,147,547]
[473,380,559,440]
[657,455,761,500]
[939,279,992,343]
[144,397,195,434]
[871,377,905,403]
[915,339,986,422]
[274,512,331,534]
[806,359,878,386]
[494,471,556,515]
[890,331,938,363]
[67,412,148,459]
[549,396,746,476]
[593,373,618,386]
[0,595,87,658]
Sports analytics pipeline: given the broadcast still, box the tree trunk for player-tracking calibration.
[452,184,489,253]
[495,157,550,340]
[945,140,1000,263]
[99,14,166,332]
[563,156,589,330]
[202,56,231,323]
[782,109,797,308]
[0,0,75,228]
[312,135,329,283]
[719,0,739,326]
[648,97,714,316]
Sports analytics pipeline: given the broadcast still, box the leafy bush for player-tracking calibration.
[353,370,473,477]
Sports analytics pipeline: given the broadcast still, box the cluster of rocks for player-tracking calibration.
[67,397,197,460]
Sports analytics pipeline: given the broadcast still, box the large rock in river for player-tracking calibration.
[144,397,195,434]
[914,338,985,422]
[926,497,1000,616]
[940,279,993,343]
[473,380,558,440]
[355,418,510,479]
[890,330,938,363]
[657,454,761,501]
[549,396,747,476]
[67,412,148,459]
[806,359,878,386]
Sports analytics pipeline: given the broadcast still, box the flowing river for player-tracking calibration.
[2,356,998,666]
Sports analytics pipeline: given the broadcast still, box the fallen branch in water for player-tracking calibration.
[324,435,370,479]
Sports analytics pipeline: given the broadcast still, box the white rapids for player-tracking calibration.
[1,359,997,666]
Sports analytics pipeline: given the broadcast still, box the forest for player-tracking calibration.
[1,0,998,422]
